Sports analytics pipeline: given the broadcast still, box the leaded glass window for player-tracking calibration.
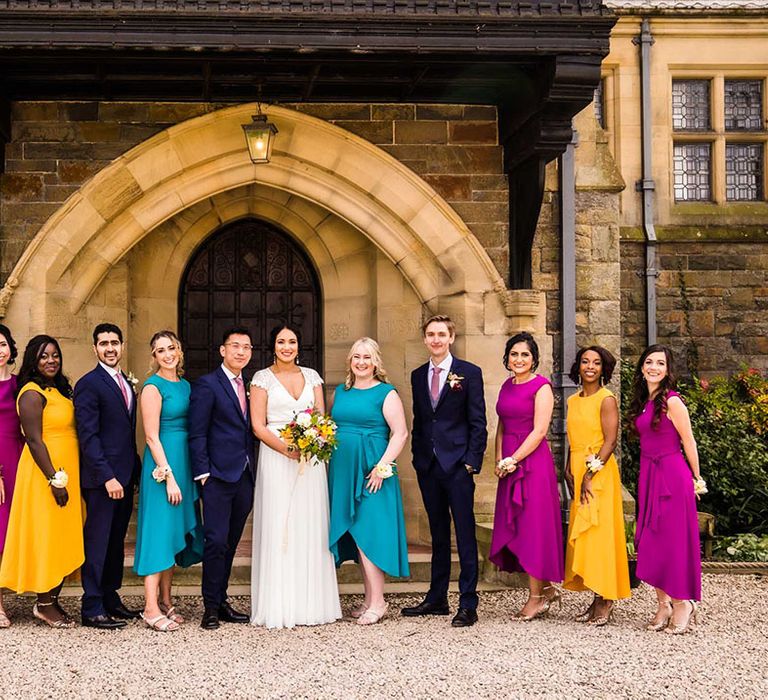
[672,80,711,131]
[673,143,711,201]
[725,80,763,131]
[594,80,605,129]
[726,143,764,201]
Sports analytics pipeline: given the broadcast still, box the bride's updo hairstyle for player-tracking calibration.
[344,337,389,390]
[269,323,302,365]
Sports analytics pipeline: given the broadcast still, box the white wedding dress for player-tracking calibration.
[250,366,341,629]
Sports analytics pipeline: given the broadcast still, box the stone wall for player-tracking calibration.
[0,101,508,285]
[621,236,768,376]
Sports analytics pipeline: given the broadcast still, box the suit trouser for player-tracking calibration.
[201,469,254,610]
[416,458,479,610]
[81,483,134,617]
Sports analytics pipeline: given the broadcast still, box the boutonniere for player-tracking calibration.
[125,371,139,394]
[447,372,464,391]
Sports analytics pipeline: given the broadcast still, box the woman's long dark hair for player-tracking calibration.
[16,335,73,398]
[626,344,676,439]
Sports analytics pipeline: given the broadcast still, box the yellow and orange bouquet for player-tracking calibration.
[279,407,339,463]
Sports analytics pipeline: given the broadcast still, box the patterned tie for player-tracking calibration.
[117,373,130,410]
[234,376,247,416]
[430,366,442,407]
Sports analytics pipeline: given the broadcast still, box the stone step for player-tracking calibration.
[63,547,474,589]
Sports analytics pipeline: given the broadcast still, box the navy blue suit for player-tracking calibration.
[188,367,256,610]
[74,365,140,617]
[411,357,487,609]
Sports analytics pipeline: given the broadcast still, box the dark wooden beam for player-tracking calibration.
[0,94,9,175]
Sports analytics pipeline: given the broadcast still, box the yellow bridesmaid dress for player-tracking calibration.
[0,383,84,593]
[564,387,630,600]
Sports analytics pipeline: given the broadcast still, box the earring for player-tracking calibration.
[295,355,300,366]
[600,376,605,386]
[577,375,583,386]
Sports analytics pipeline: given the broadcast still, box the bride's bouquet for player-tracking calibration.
[279,407,339,466]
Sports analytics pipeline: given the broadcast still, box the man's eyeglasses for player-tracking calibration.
[224,342,253,351]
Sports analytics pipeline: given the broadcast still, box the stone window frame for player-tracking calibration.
[669,71,768,205]
[597,67,617,156]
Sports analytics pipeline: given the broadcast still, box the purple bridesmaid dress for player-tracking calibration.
[489,374,564,582]
[635,391,701,600]
[0,375,23,554]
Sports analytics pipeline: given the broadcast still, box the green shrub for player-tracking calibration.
[712,534,768,562]
[620,362,768,536]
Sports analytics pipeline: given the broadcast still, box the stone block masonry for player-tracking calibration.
[1,101,508,284]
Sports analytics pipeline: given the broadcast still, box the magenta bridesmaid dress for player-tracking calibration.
[489,374,564,582]
[635,391,701,600]
[0,375,24,554]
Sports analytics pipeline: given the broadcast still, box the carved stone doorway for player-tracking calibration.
[179,218,322,380]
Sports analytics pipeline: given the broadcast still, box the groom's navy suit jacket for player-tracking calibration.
[188,366,257,482]
[74,364,140,489]
[411,357,488,474]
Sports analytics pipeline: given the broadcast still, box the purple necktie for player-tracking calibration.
[234,376,247,416]
[430,367,442,406]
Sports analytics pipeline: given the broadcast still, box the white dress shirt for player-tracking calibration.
[221,363,244,400]
[427,352,453,397]
[99,361,132,411]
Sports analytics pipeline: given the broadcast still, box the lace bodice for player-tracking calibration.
[251,366,324,429]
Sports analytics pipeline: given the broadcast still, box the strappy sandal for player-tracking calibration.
[357,603,388,626]
[141,612,180,632]
[645,600,673,632]
[575,595,598,623]
[51,595,76,626]
[32,602,76,629]
[0,610,11,628]
[665,600,698,635]
[587,600,614,627]
[159,602,185,624]
[349,603,369,619]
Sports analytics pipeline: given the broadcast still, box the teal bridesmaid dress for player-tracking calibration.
[328,383,410,578]
[134,375,204,576]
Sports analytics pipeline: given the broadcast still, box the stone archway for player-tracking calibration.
[0,103,547,528]
[1,104,507,329]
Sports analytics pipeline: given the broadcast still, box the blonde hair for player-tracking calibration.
[344,337,389,390]
[422,314,456,337]
[149,330,185,377]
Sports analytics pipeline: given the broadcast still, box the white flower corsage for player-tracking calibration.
[497,456,518,474]
[693,477,708,495]
[585,454,604,474]
[374,461,397,479]
[447,372,464,391]
[126,371,139,393]
[48,470,69,488]
[152,465,172,483]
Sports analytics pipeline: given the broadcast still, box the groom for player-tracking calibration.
[189,327,256,630]
[74,323,141,629]
[402,314,487,627]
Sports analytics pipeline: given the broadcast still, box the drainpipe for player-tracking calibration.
[634,18,658,345]
[555,129,579,517]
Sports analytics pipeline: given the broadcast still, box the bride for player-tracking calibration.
[249,324,341,628]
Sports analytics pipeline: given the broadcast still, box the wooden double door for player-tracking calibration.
[179,219,322,381]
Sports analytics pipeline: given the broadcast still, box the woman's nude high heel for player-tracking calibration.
[665,600,698,635]
[645,600,673,632]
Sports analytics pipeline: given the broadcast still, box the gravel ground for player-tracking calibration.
[0,574,766,700]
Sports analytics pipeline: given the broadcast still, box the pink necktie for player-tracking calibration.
[234,376,247,415]
[117,374,130,410]
[430,366,441,405]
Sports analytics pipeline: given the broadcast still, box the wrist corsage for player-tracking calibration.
[374,461,397,479]
[152,465,173,483]
[48,470,69,488]
[497,456,518,474]
[585,454,604,474]
[693,477,708,495]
